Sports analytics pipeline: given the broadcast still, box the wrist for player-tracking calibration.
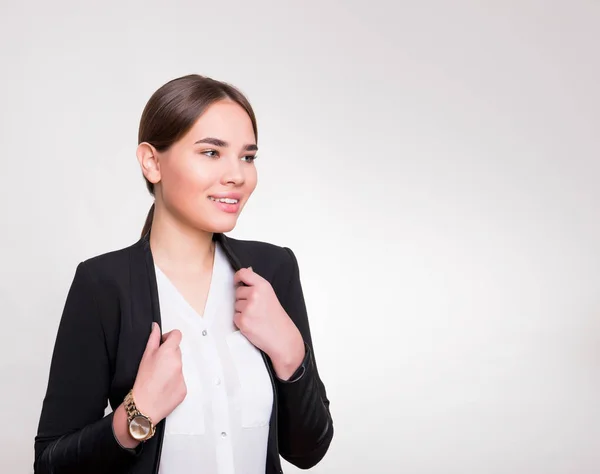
[130,386,160,424]
[270,330,305,380]
[112,404,141,450]
[123,389,157,442]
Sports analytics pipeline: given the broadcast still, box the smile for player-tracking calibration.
[208,197,239,204]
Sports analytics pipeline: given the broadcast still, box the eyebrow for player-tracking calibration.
[194,137,258,151]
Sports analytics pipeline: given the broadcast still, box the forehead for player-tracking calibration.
[185,100,256,145]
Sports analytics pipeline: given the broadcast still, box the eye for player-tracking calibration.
[201,149,219,158]
[241,154,257,163]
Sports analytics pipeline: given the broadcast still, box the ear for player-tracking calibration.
[136,142,161,184]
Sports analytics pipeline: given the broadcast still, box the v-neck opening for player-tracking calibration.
[154,242,222,323]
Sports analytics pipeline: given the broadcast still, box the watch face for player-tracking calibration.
[129,415,152,441]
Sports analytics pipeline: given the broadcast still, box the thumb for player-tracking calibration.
[234,267,262,287]
[144,322,161,354]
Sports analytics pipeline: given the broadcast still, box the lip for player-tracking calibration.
[208,192,243,214]
[208,192,243,200]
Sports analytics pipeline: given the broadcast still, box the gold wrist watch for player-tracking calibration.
[124,390,156,442]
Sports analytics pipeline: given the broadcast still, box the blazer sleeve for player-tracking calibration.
[34,262,139,474]
[274,247,334,469]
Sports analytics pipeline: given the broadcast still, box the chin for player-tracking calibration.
[204,217,239,234]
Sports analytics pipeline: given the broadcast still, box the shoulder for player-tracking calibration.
[222,235,300,290]
[83,240,139,267]
[224,235,292,260]
[75,238,144,289]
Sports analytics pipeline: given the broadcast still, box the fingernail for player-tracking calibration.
[248,266,253,271]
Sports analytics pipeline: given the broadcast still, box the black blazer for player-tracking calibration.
[34,232,333,474]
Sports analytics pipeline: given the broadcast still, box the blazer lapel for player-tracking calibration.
[215,233,250,272]
[115,234,161,395]
[135,232,162,327]
[216,233,280,471]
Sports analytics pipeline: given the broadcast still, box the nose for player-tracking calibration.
[221,155,245,186]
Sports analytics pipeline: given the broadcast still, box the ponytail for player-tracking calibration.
[141,203,155,238]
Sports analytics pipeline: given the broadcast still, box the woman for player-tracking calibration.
[34,74,333,474]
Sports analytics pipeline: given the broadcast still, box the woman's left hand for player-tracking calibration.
[233,267,305,380]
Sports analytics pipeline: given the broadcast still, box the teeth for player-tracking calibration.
[210,197,239,204]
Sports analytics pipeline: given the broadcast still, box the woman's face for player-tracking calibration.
[146,100,258,234]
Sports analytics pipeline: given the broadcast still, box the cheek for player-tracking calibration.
[161,158,214,209]
[244,166,258,194]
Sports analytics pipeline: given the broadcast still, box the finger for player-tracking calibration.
[233,312,243,330]
[161,330,177,343]
[235,285,253,301]
[144,322,161,355]
[161,329,182,350]
[234,299,247,314]
[234,267,263,287]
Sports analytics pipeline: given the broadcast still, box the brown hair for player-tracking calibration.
[138,74,258,237]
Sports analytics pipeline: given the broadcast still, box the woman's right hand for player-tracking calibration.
[131,322,187,424]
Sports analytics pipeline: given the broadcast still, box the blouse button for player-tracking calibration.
[202,329,208,336]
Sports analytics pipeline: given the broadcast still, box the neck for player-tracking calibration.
[148,204,215,273]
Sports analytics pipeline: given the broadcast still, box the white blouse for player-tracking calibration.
[155,242,273,474]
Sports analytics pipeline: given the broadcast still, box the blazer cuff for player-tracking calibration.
[276,342,311,384]
[110,412,144,456]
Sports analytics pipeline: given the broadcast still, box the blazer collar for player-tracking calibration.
[137,230,250,273]
[131,230,250,328]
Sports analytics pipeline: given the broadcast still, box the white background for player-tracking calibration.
[1,1,599,473]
